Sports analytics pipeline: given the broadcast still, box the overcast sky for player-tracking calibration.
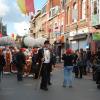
[0,0,47,36]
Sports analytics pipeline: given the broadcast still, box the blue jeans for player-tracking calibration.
[63,66,73,86]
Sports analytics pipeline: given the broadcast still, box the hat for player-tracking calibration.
[66,48,73,54]
[44,40,50,44]
[20,48,26,52]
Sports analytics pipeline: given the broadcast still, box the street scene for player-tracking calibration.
[0,0,100,100]
[0,67,100,100]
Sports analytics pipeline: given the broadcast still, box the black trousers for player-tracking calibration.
[17,66,23,81]
[79,66,83,78]
[74,66,83,78]
[0,66,3,81]
[40,63,50,88]
[96,72,100,84]
[74,66,79,78]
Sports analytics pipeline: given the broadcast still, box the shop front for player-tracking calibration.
[70,34,88,51]
[91,32,100,52]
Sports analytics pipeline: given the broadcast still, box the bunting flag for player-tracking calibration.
[0,32,2,38]
[17,0,35,15]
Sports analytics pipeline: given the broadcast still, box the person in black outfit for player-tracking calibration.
[38,40,51,91]
[77,49,84,78]
[0,48,6,81]
[31,48,39,79]
[16,49,26,81]
[86,49,92,73]
[73,50,78,78]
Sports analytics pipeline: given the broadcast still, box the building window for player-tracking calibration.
[61,0,67,9]
[82,0,86,19]
[72,2,78,22]
[41,5,46,14]
[50,0,53,8]
[33,22,36,27]
[93,0,97,14]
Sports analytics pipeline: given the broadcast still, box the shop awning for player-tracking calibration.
[70,34,87,41]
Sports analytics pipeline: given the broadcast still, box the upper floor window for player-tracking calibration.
[93,0,97,14]
[82,0,86,19]
[72,2,78,22]
[33,21,36,27]
[61,0,67,9]
[41,5,46,14]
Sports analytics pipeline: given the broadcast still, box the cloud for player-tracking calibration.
[3,0,29,23]
[0,0,29,36]
[0,0,9,16]
[14,21,30,36]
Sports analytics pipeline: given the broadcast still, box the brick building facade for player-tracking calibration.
[30,0,100,52]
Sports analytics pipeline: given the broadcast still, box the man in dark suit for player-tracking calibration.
[38,40,51,91]
[16,48,26,81]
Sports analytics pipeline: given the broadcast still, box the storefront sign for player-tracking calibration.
[71,34,87,40]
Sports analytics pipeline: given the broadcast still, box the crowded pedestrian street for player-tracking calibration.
[0,66,100,100]
[0,0,100,100]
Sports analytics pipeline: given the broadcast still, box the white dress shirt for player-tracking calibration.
[43,48,50,63]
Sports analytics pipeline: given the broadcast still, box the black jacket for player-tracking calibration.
[62,54,74,66]
[0,54,6,67]
[16,51,26,67]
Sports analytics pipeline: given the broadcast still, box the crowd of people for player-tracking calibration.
[0,40,100,91]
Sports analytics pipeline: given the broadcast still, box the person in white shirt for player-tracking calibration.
[38,40,51,91]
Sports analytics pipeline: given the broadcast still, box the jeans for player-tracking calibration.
[87,60,92,72]
[63,66,73,86]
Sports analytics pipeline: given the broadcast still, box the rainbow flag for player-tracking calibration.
[17,0,35,15]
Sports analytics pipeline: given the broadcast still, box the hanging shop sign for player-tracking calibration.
[92,32,100,40]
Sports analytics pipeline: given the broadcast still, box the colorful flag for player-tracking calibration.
[17,0,35,15]
[0,32,2,37]
[17,0,27,14]
[25,0,35,14]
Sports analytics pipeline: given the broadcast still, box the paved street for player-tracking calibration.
[0,68,100,100]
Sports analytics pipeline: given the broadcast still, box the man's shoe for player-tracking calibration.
[40,87,48,91]
[69,86,72,88]
[62,85,66,88]
[48,82,52,85]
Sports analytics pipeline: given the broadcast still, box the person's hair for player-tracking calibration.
[66,48,73,55]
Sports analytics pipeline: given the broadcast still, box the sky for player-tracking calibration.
[0,0,47,36]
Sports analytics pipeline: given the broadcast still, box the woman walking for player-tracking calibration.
[62,48,74,88]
